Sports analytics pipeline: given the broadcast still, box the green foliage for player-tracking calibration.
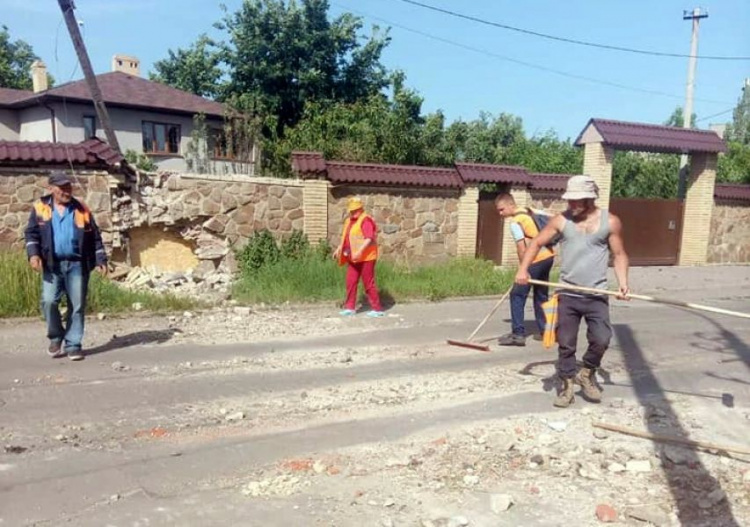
[280,230,310,260]
[217,0,390,136]
[237,229,281,272]
[664,106,697,128]
[124,149,157,172]
[0,25,53,90]
[725,84,750,146]
[612,151,679,199]
[0,252,195,318]
[150,35,222,98]
[718,141,750,184]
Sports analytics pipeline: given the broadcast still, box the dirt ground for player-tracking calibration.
[1,266,750,526]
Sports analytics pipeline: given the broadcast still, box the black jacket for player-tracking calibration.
[24,195,107,272]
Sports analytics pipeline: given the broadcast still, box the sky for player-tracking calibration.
[3,0,749,139]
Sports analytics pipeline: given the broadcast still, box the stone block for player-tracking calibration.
[268,196,282,211]
[201,199,221,216]
[281,193,301,210]
[269,185,285,198]
[288,209,304,220]
[17,185,43,203]
[382,224,399,234]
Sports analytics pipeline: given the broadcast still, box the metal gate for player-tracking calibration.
[476,196,504,264]
[609,198,683,266]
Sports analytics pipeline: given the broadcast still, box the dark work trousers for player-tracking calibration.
[556,294,612,379]
[510,257,553,336]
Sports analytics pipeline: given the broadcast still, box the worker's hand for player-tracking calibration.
[29,255,43,273]
[351,251,362,262]
[616,284,630,301]
[514,269,530,286]
[96,264,108,277]
[332,247,341,260]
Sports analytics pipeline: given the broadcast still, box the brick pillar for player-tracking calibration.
[302,178,329,245]
[582,142,614,209]
[500,186,531,267]
[456,186,479,257]
[679,153,717,266]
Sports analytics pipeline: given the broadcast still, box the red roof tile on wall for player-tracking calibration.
[0,87,33,105]
[529,173,572,192]
[0,138,123,168]
[715,183,750,202]
[326,162,463,189]
[454,162,530,185]
[291,151,326,174]
[576,118,726,155]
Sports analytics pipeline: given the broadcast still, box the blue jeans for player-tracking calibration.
[41,260,89,353]
[510,257,553,336]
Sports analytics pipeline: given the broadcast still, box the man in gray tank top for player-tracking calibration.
[514,175,630,408]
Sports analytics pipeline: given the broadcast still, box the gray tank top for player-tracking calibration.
[559,209,610,295]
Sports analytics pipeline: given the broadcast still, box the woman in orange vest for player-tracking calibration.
[333,197,384,317]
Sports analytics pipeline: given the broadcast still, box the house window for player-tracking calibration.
[142,121,181,154]
[83,115,96,139]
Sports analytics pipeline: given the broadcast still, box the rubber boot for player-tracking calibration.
[554,378,575,408]
[575,367,602,403]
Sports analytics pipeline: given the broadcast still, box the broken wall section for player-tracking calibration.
[111,173,305,296]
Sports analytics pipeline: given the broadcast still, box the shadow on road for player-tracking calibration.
[86,329,181,356]
[614,323,739,526]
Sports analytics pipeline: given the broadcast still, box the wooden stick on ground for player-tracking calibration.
[528,279,750,320]
[593,422,750,456]
[446,285,513,352]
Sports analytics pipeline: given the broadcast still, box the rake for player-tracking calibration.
[446,285,513,352]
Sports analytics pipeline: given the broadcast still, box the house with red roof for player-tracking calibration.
[0,55,254,174]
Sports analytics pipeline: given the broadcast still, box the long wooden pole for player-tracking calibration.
[529,279,750,320]
[593,422,750,456]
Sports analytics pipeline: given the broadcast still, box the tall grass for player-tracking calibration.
[232,231,514,305]
[0,252,196,318]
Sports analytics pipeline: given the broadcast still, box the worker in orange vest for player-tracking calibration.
[333,197,384,317]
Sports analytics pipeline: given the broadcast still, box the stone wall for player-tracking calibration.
[118,173,305,274]
[529,190,567,215]
[0,169,115,250]
[328,186,461,264]
[708,199,750,264]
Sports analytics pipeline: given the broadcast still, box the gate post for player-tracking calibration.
[679,153,717,265]
[457,185,479,257]
[582,142,614,209]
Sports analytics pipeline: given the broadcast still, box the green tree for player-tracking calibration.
[725,83,750,146]
[218,0,391,136]
[664,106,697,128]
[0,25,53,90]
[150,35,222,99]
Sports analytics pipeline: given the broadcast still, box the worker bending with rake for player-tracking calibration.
[515,175,630,408]
[494,193,554,346]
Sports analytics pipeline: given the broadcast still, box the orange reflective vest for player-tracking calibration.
[338,213,378,266]
[541,294,559,349]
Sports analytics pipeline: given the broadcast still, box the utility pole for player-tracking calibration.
[57,0,121,154]
[677,7,708,199]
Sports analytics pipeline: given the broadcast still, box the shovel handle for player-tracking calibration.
[528,279,750,320]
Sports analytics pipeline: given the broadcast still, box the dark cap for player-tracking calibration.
[48,171,72,186]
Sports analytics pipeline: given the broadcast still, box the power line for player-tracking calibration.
[332,3,733,106]
[695,108,734,123]
[397,0,750,61]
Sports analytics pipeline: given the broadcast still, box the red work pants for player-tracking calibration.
[344,260,382,311]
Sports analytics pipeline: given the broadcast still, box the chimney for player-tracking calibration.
[112,54,140,76]
[31,60,48,93]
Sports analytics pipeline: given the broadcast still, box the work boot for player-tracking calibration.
[575,367,602,403]
[554,378,575,408]
[48,341,65,359]
[497,333,526,347]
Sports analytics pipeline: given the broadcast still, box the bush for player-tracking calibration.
[237,229,281,272]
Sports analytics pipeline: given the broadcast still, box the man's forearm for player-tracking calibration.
[613,253,629,288]
[518,240,540,272]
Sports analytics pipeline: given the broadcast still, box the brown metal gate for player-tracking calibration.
[476,196,504,264]
[609,198,683,266]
